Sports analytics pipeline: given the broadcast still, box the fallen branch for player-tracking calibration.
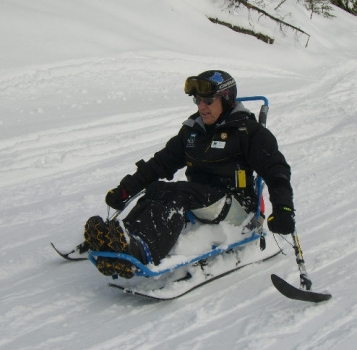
[220,0,311,47]
[208,17,274,44]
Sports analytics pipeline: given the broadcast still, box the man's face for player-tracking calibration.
[196,96,223,125]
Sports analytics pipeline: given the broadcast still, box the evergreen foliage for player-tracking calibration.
[330,0,357,15]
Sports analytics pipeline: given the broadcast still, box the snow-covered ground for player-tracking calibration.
[1,0,357,349]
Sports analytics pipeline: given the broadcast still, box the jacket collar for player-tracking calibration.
[183,101,252,132]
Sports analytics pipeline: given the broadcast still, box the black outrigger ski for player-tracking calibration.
[271,274,331,302]
[51,242,88,261]
[271,231,332,303]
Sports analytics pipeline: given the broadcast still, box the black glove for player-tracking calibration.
[267,205,295,235]
[105,186,129,210]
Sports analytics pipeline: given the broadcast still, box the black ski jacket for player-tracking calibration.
[121,102,293,209]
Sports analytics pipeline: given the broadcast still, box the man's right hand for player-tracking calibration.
[105,186,129,210]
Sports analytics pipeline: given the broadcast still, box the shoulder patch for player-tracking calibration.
[186,133,197,148]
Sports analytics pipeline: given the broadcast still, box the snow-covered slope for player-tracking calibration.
[1,0,357,349]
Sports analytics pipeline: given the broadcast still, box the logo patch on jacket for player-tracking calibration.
[186,133,197,148]
[220,133,228,140]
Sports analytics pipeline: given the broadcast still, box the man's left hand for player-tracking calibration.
[267,206,295,235]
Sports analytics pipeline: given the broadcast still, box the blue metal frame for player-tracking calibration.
[236,95,269,106]
[88,231,264,277]
[236,96,269,219]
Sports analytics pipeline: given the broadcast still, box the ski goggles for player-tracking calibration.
[192,95,220,106]
[184,76,217,97]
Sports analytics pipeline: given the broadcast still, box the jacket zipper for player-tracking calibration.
[205,135,215,153]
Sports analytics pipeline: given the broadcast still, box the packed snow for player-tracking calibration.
[1,0,357,349]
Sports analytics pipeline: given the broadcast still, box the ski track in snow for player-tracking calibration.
[1,1,357,349]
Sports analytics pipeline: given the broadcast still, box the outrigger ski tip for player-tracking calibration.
[50,242,88,261]
[271,274,332,303]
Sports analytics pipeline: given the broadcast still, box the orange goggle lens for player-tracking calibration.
[184,77,216,96]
